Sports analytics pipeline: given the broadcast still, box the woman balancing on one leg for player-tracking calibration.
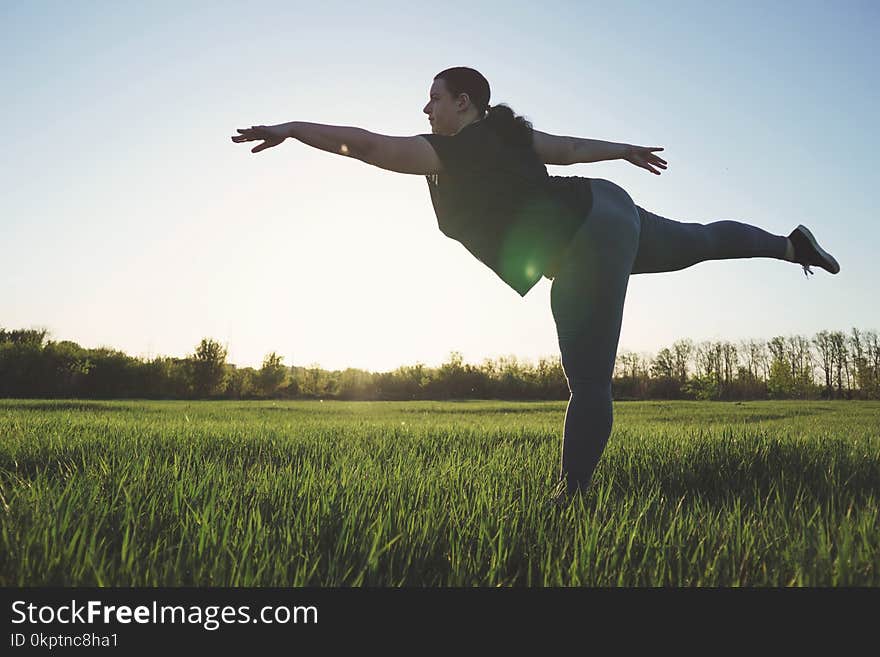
[232,66,840,502]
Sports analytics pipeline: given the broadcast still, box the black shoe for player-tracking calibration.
[788,224,840,277]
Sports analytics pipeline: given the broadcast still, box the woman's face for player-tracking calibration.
[423,78,476,136]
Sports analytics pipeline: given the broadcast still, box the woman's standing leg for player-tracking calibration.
[630,205,790,274]
[550,179,641,494]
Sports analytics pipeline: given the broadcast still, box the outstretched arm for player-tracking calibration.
[232,121,442,174]
[571,138,630,164]
[532,129,668,175]
[232,121,374,159]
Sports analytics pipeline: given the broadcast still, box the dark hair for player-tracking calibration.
[434,66,534,149]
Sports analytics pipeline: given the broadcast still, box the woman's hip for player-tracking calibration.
[546,178,640,279]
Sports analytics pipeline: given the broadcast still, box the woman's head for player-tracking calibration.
[423,67,534,148]
[423,67,488,135]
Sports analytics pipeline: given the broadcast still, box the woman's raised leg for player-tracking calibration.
[630,205,790,274]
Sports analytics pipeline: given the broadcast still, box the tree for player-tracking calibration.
[766,336,792,398]
[224,365,256,399]
[860,329,880,398]
[0,341,47,397]
[829,331,849,398]
[692,341,725,399]
[648,347,680,398]
[255,351,287,397]
[786,335,816,399]
[79,347,134,398]
[0,327,49,347]
[296,362,332,398]
[651,347,676,379]
[614,350,650,399]
[337,368,377,400]
[671,338,693,384]
[849,328,867,398]
[767,358,794,399]
[190,338,228,398]
[430,351,473,399]
[813,330,834,398]
[720,341,739,399]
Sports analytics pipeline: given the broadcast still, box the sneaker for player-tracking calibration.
[787,224,840,277]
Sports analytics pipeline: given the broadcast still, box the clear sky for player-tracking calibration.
[2,0,877,372]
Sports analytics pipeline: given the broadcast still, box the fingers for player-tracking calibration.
[626,149,668,174]
[233,127,263,140]
[638,157,666,171]
[231,124,279,152]
[232,127,273,144]
[232,129,256,143]
[251,138,282,153]
[638,146,667,165]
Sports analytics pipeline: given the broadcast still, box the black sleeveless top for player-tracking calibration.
[418,119,593,296]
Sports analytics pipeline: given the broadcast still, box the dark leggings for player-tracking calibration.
[550,178,789,493]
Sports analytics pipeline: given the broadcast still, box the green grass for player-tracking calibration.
[1,399,878,586]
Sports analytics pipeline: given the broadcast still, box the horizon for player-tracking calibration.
[5,323,875,375]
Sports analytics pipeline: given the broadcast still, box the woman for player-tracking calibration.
[232,66,840,502]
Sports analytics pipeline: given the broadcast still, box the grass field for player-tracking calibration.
[1,398,878,586]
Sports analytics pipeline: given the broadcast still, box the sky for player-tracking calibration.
[2,0,878,373]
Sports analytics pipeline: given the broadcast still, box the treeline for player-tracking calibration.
[1,327,878,401]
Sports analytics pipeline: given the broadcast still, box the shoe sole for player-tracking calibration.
[796,224,840,274]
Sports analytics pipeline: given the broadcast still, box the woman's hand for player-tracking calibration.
[231,124,288,153]
[623,145,668,175]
